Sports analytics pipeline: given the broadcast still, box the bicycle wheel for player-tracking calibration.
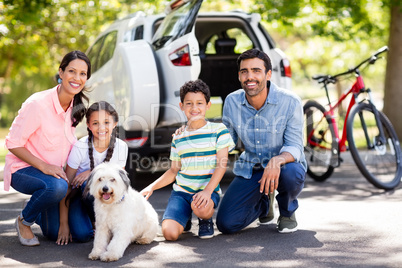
[346,102,402,190]
[303,100,336,181]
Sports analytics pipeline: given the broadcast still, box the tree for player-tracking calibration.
[383,3,402,139]
[1,0,401,139]
[0,0,162,127]
[252,0,402,139]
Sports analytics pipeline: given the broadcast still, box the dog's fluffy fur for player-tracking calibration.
[84,163,159,262]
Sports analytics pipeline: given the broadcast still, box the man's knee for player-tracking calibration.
[216,217,232,234]
[216,211,240,234]
[280,163,305,190]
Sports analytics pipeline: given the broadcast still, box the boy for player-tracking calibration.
[140,79,235,240]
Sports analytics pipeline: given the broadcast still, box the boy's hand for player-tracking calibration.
[192,190,210,208]
[173,125,186,136]
[140,186,154,200]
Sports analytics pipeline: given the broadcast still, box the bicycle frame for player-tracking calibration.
[307,46,389,167]
[322,75,365,153]
[321,72,387,156]
[304,46,402,189]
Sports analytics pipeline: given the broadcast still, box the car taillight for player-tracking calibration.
[169,45,192,66]
[124,137,148,148]
[280,58,292,78]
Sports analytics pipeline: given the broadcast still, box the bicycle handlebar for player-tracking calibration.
[312,46,388,84]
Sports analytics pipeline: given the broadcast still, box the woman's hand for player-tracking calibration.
[41,163,68,183]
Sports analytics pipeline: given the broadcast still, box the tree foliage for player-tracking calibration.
[0,0,163,127]
[253,0,402,137]
[0,0,401,139]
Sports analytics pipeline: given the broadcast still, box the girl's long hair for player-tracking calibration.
[66,101,119,204]
[86,101,119,170]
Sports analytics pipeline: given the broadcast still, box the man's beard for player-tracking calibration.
[242,80,264,97]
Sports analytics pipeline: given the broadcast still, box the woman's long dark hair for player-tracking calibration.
[59,50,91,127]
[86,101,119,170]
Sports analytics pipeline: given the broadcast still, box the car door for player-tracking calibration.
[151,0,203,127]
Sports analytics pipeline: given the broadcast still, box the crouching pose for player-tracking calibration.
[141,79,235,240]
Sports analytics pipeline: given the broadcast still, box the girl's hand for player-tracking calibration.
[140,186,154,200]
[56,224,72,246]
[71,170,91,189]
[192,190,210,208]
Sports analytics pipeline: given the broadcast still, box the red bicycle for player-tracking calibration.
[304,46,402,190]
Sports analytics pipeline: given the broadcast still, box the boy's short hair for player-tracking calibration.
[237,48,272,74]
[180,79,211,103]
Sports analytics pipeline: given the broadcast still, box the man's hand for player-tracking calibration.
[258,156,286,195]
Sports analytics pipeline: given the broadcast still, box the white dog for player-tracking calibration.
[84,163,159,262]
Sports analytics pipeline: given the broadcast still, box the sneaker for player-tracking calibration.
[198,218,214,239]
[183,218,192,233]
[259,192,275,225]
[277,213,298,233]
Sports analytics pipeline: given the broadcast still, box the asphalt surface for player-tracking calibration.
[1,155,402,268]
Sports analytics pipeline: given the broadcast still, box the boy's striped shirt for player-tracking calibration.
[170,122,235,194]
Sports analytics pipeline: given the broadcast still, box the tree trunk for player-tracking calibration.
[383,5,402,139]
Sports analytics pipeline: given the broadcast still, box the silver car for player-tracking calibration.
[81,0,292,183]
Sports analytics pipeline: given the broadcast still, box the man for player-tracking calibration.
[216,48,306,234]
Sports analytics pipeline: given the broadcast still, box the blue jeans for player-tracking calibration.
[162,190,220,228]
[216,162,305,234]
[11,166,93,242]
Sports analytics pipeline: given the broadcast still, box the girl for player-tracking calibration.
[5,50,90,246]
[56,101,128,245]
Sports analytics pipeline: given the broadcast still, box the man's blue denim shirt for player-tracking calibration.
[222,82,307,179]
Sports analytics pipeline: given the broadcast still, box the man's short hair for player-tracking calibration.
[237,48,272,73]
[180,79,211,103]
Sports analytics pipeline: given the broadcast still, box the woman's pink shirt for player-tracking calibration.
[3,85,77,191]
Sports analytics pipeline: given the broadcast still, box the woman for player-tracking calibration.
[4,50,91,246]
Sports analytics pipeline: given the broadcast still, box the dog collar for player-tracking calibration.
[116,195,125,204]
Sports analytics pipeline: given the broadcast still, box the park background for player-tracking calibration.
[1,0,401,168]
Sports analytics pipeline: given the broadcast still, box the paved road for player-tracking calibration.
[1,159,402,268]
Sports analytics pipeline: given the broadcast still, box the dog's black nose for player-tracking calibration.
[102,186,109,192]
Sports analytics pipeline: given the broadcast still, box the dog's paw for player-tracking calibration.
[88,251,100,260]
[136,237,153,245]
[100,251,122,262]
